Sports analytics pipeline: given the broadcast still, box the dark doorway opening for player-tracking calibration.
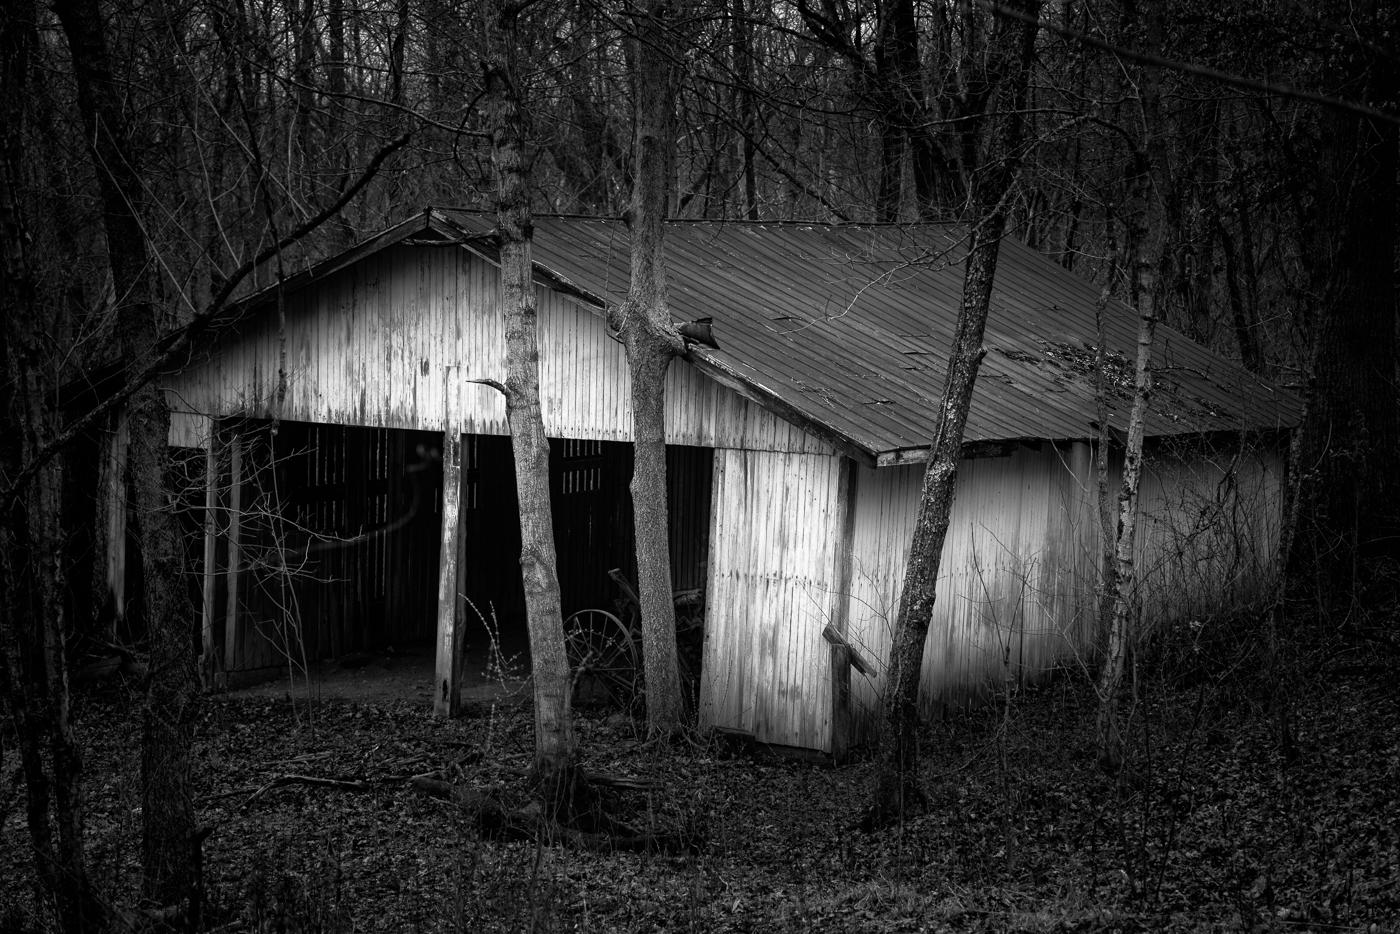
[213,421,714,703]
[214,419,444,675]
[457,436,714,679]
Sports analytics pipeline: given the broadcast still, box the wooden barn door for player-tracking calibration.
[700,448,843,752]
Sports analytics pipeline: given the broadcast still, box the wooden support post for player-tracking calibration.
[223,433,243,673]
[433,430,464,717]
[827,457,860,761]
[101,409,130,639]
[200,432,222,689]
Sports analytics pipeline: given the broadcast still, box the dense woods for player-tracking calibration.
[1,0,1396,929]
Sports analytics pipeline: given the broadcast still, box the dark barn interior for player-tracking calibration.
[208,419,713,689]
[214,420,445,673]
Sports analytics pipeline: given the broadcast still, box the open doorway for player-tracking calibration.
[213,419,445,681]
[456,436,714,700]
[213,420,714,705]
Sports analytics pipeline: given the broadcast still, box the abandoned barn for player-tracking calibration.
[151,209,1301,754]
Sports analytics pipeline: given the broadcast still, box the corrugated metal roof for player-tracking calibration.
[432,210,1301,463]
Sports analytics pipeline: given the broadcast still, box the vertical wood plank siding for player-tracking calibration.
[166,245,827,455]
[700,449,845,751]
[842,441,1283,739]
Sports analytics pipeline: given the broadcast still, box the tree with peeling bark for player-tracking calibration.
[482,0,584,805]
[1091,280,1119,647]
[611,0,688,735]
[1093,4,1172,777]
[865,0,1041,829]
[1095,265,1158,774]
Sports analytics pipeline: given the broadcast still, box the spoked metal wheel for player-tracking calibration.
[563,609,637,708]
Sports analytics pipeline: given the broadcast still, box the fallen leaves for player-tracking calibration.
[1,665,1396,932]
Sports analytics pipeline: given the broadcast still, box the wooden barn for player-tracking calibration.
[158,209,1301,754]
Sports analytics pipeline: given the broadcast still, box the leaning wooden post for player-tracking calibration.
[434,429,464,716]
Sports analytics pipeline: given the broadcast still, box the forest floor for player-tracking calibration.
[2,632,1398,933]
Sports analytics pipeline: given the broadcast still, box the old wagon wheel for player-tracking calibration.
[563,609,637,708]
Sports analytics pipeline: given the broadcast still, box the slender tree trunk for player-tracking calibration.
[0,8,106,928]
[1092,279,1118,639]
[1216,217,1263,374]
[1095,285,1156,777]
[867,225,998,823]
[730,0,758,220]
[390,0,410,110]
[53,0,200,912]
[483,0,579,800]
[1093,3,1168,776]
[291,0,316,204]
[613,0,687,734]
[2,49,105,934]
[1,293,104,934]
[865,0,1039,828]
[880,0,961,217]
[874,110,905,222]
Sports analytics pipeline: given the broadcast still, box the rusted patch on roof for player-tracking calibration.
[996,348,1043,365]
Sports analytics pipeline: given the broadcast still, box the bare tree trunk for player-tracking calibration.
[879,0,961,217]
[730,0,759,220]
[1092,279,1118,639]
[1,11,105,926]
[1094,4,1169,778]
[291,0,316,205]
[865,0,1039,829]
[0,303,105,934]
[1216,216,1263,374]
[483,0,579,798]
[612,0,687,735]
[53,0,200,912]
[1095,286,1156,777]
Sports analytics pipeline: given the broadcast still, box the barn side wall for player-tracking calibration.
[700,448,847,752]
[166,244,827,455]
[843,444,1096,736]
[842,440,1284,741]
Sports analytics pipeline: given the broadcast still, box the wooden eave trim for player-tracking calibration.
[447,236,612,310]
[683,354,878,466]
[876,438,1033,466]
[229,211,442,317]
[874,423,1299,467]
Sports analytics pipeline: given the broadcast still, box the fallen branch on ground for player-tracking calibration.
[240,773,374,809]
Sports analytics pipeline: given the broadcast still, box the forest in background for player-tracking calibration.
[2,0,1396,930]
[5,0,1394,371]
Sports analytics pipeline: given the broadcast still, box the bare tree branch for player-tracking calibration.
[1,132,412,505]
[986,0,1400,125]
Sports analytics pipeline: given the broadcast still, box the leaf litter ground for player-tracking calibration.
[2,662,1397,932]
